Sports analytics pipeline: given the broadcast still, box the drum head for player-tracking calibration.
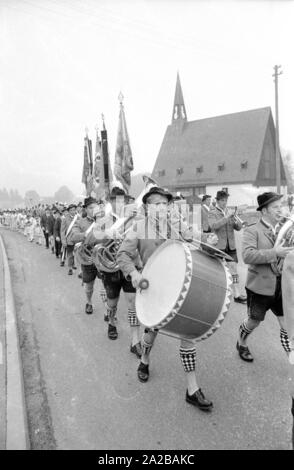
[136,240,192,328]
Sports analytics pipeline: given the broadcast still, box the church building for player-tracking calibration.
[151,73,288,206]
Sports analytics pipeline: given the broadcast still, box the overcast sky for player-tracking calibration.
[0,0,294,197]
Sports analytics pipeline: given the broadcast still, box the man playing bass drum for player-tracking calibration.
[117,186,218,412]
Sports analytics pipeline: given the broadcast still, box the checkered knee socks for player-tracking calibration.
[128,309,140,327]
[179,347,196,372]
[232,274,239,284]
[280,328,291,355]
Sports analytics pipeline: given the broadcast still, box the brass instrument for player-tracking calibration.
[74,220,99,266]
[271,214,294,275]
[91,175,158,272]
[232,206,247,227]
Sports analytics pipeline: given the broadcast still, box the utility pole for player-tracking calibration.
[272,65,283,193]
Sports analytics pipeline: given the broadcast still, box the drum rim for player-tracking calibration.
[195,259,232,342]
[136,240,193,329]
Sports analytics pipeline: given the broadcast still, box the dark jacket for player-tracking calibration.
[53,217,61,239]
[45,215,55,236]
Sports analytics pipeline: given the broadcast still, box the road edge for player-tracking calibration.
[0,234,30,450]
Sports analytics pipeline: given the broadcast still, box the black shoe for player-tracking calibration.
[73,265,77,270]
[130,343,142,359]
[78,273,83,279]
[137,362,149,382]
[185,389,213,411]
[234,295,247,304]
[68,269,73,275]
[104,313,109,322]
[236,341,254,362]
[108,324,118,340]
[60,261,65,267]
[85,303,93,314]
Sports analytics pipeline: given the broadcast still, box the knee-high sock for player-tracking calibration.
[141,329,157,361]
[280,328,291,355]
[99,287,108,307]
[179,346,196,372]
[84,281,94,304]
[128,309,140,327]
[107,306,117,326]
[239,319,254,343]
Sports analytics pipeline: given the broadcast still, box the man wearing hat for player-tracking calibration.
[69,197,113,315]
[201,194,212,233]
[117,185,218,412]
[61,203,77,273]
[237,192,294,362]
[209,190,247,303]
[98,186,142,356]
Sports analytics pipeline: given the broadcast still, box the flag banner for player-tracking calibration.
[88,137,93,175]
[98,126,113,200]
[93,130,102,184]
[81,135,94,196]
[81,136,90,185]
[114,103,134,193]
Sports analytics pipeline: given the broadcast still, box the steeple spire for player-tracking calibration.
[172,72,187,123]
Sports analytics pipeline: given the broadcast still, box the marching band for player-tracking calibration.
[1,183,294,446]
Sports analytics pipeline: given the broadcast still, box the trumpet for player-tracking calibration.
[230,206,247,227]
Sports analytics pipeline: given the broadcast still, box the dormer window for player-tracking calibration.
[158,169,166,177]
[241,160,248,170]
[176,167,184,176]
[218,163,225,172]
[196,165,203,174]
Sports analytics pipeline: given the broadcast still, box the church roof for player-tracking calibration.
[152,106,282,187]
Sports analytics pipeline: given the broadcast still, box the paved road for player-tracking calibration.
[0,227,293,450]
[0,239,7,449]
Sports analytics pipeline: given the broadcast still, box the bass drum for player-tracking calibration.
[136,240,232,341]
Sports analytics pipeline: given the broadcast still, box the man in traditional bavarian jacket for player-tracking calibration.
[68,197,109,315]
[237,192,294,362]
[98,186,142,357]
[117,186,219,411]
[209,190,247,304]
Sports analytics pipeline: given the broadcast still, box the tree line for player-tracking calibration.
[0,186,75,209]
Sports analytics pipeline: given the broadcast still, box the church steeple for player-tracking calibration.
[172,72,187,123]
